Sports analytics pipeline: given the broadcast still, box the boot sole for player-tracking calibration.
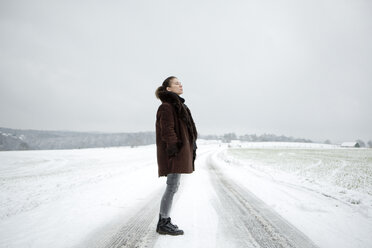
[156,230,184,236]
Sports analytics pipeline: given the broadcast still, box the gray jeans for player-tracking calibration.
[159,173,181,218]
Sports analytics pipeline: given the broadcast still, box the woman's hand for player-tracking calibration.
[166,143,179,157]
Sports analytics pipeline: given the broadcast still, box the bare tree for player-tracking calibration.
[368,140,372,148]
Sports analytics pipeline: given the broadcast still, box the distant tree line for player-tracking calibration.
[356,139,371,148]
[1,127,371,151]
[199,132,313,143]
[0,127,155,151]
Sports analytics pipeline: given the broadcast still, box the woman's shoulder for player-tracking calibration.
[157,102,173,111]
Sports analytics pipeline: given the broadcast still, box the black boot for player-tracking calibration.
[156,214,177,231]
[156,214,184,235]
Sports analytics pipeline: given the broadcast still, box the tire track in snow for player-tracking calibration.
[80,149,216,248]
[82,188,163,248]
[98,149,218,248]
[207,155,319,248]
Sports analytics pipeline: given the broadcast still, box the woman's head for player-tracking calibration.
[155,76,183,99]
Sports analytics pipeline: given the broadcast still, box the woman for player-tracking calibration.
[155,76,198,235]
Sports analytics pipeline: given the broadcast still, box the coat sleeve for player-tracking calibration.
[158,103,179,145]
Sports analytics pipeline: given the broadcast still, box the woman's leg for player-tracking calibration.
[159,173,181,218]
[157,173,184,235]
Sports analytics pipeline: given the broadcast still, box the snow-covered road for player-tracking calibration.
[207,157,317,248]
[1,141,371,248]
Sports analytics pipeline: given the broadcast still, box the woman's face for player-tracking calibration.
[167,78,183,95]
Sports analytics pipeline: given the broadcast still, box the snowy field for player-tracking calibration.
[226,144,372,205]
[219,142,372,248]
[0,140,371,248]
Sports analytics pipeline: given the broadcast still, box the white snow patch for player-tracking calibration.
[214,145,372,248]
[1,141,371,248]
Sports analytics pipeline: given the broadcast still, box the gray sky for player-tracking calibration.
[1,0,371,143]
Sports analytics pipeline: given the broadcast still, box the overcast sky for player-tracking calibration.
[1,0,371,143]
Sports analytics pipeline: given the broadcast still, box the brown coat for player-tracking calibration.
[156,91,197,177]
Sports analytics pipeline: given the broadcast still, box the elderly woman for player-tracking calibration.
[154,76,198,235]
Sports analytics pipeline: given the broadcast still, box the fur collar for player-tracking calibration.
[158,90,197,143]
[158,90,185,104]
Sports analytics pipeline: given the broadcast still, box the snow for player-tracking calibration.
[0,146,163,248]
[0,141,371,248]
[0,132,11,137]
[341,142,359,147]
[214,142,372,248]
